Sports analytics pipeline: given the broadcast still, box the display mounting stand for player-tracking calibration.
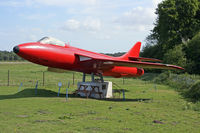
[75,73,112,99]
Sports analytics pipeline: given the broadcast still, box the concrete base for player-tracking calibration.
[76,81,112,99]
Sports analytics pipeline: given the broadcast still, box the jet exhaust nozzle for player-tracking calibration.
[13,46,20,54]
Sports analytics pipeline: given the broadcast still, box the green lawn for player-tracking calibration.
[0,63,200,133]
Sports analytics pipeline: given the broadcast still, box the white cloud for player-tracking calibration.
[0,0,36,7]
[83,17,101,31]
[0,0,22,7]
[62,17,101,32]
[34,0,97,6]
[112,6,156,32]
[63,19,80,30]
[0,0,97,7]
[96,35,111,40]
[152,0,163,7]
[23,13,56,20]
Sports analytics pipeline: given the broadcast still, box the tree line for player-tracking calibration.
[0,51,24,61]
[141,0,200,74]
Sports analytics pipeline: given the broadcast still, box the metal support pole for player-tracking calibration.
[82,73,86,82]
[123,77,125,85]
[58,87,61,97]
[66,88,68,100]
[58,82,62,97]
[91,73,95,82]
[100,74,104,83]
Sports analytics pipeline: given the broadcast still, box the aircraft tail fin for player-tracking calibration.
[119,42,141,60]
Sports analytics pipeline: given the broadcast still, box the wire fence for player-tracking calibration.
[0,70,127,87]
[0,70,81,87]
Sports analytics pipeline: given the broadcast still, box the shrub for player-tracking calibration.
[184,80,200,102]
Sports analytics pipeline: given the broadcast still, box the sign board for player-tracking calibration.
[58,82,62,87]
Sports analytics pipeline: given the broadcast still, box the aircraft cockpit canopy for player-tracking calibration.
[38,37,66,46]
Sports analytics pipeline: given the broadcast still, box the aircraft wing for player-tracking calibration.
[101,60,184,70]
[75,53,184,70]
[128,56,162,62]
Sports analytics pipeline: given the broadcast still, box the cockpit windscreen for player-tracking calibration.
[38,37,66,46]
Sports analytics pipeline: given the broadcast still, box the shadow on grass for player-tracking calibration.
[0,88,151,102]
[102,98,152,102]
[0,88,74,100]
[113,89,129,93]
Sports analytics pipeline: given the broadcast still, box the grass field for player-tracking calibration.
[0,63,200,133]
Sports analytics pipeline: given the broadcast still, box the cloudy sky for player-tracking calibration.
[0,0,162,53]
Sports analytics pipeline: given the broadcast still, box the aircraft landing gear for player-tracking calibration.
[82,73,104,83]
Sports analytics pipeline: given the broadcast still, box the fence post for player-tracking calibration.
[73,73,75,85]
[7,70,10,86]
[35,81,38,95]
[42,72,45,86]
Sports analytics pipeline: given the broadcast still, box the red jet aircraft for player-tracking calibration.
[13,37,183,81]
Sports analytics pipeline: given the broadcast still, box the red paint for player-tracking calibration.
[14,37,184,78]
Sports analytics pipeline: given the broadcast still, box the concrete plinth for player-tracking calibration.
[76,81,112,99]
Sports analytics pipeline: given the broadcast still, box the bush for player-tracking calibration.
[184,80,200,102]
[153,72,170,84]
[143,72,200,102]
[163,45,186,69]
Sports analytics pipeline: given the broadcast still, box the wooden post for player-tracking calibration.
[73,73,74,85]
[42,72,45,86]
[7,70,10,86]
[35,81,38,95]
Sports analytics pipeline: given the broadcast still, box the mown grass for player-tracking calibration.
[0,63,200,133]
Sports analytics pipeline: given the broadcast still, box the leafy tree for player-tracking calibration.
[163,44,186,68]
[140,44,161,59]
[3,55,8,61]
[185,32,200,74]
[145,0,200,59]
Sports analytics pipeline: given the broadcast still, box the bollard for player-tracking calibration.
[18,83,23,92]
[66,88,68,100]
[122,89,125,101]
[58,82,62,97]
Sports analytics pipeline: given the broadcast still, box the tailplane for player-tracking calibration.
[119,42,141,60]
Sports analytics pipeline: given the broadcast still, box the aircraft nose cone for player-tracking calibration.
[13,46,20,53]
